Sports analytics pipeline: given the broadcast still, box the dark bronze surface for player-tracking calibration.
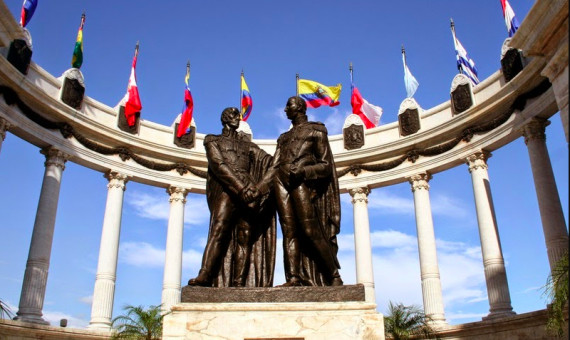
[181,284,365,303]
[343,124,365,150]
[451,83,473,114]
[188,107,276,288]
[61,77,84,110]
[173,123,195,149]
[398,108,420,136]
[7,39,32,75]
[501,48,524,82]
[117,106,140,134]
[257,96,343,287]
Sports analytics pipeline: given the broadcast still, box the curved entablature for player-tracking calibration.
[0,1,559,194]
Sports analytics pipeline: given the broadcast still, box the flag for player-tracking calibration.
[20,0,38,28]
[500,0,519,37]
[71,13,85,69]
[176,63,194,138]
[402,48,419,98]
[240,73,252,121]
[298,79,341,108]
[351,86,383,129]
[451,20,480,85]
[123,43,142,127]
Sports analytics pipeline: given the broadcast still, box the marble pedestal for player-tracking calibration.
[162,285,385,340]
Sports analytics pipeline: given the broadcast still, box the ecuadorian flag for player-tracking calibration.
[298,79,341,108]
[241,74,252,121]
[71,13,85,69]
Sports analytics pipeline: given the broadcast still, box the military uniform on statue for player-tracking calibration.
[259,96,343,287]
[188,107,276,288]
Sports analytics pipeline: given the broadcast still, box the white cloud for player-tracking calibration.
[430,193,469,219]
[79,295,92,305]
[119,241,204,271]
[126,191,209,227]
[119,242,165,268]
[321,108,349,135]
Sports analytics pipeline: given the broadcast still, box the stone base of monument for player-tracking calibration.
[162,284,385,340]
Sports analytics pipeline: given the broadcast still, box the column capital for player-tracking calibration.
[349,187,370,204]
[167,186,189,203]
[104,170,129,190]
[407,172,432,192]
[0,117,11,141]
[522,117,550,145]
[40,147,69,171]
[466,150,491,173]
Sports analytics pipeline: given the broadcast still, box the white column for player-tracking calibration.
[15,147,68,324]
[407,173,446,325]
[161,186,188,313]
[348,187,375,303]
[88,170,128,330]
[466,151,515,320]
[522,118,569,270]
[0,117,10,154]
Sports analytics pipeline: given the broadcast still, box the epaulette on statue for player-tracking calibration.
[306,121,327,134]
[204,134,220,145]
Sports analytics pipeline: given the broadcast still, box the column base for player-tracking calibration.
[482,310,517,321]
[13,314,49,325]
[87,320,112,331]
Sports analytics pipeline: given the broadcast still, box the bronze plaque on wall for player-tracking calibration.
[61,77,85,110]
[451,83,473,114]
[398,109,420,136]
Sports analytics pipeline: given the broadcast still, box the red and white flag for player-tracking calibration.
[123,44,142,126]
[351,86,382,128]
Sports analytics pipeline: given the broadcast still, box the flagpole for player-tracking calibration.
[349,62,354,94]
[450,18,462,74]
[186,60,190,83]
[240,69,244,116]
[296,73,299,96]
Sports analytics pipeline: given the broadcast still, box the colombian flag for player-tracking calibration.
[298,79,341,108]
[176,65,194,138]
[71,13,85,69]
[240,73,252,121]
[20,0,38,28]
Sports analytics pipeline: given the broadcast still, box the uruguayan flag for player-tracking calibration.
[452,32,479,85]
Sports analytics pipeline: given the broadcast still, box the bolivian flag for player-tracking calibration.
[71,13,85,69]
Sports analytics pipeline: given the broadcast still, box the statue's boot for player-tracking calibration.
[280,216,302,286]
[302,218,343,286]
[188,269,212,286]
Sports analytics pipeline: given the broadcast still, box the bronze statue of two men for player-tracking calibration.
[188,96,343,288]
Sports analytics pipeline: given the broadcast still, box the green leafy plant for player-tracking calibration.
[384,301,440,340]
[111,304,166,340]
[544,251,569,338]
[0,299,14,320]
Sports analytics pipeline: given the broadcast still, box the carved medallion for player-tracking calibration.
[7,39,32,75]
[399,109,420,136]
[117,106,140,134]
[173,123,196,149]
[61,77,85,110]
[343,124,364,150]
[451,84,473,114]
[501,48,524,82]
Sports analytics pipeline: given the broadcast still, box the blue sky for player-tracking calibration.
[1,0,568,328]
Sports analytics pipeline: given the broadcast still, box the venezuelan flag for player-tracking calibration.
[298,79,341,108]
[20,0,38,28]
[240,73,252,121]
[176,64,194,138]
[71,13,85,69]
